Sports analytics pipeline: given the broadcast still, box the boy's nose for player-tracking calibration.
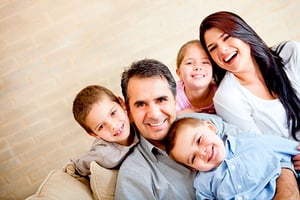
[197,147,206,159]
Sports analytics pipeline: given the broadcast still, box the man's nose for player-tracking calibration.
[147,103,160,118]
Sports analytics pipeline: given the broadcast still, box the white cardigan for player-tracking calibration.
[214,41,300,140]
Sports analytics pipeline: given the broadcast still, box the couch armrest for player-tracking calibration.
[26,169,93,200]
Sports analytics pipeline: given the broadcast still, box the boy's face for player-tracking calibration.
[176,43,213,90]
[85,95,131,146]
[127,76,177,149]
[170,121,225,172]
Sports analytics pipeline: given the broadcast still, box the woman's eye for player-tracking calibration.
[224,34,231,41]
[209,46,216,52]
[111,110,117,116]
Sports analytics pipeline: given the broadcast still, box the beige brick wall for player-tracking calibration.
[1,0,300,199]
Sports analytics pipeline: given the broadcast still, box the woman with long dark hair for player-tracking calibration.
[199,11,300,198]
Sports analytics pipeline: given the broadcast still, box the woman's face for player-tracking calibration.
[203,27,253,73]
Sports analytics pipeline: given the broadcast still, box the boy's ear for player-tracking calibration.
[117,96,127,111]
[204,120,217,133]
[87,132,98,138]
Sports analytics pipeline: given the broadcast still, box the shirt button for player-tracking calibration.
[237,196,243,200]
[231,165,236,170]
[237,185,242,190]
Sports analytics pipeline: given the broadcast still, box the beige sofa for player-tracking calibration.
[26,161,118,200]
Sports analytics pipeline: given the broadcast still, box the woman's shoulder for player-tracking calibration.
[272,41,300,55]
[214,73,244,101]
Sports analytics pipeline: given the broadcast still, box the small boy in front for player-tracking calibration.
[165,117,299,199]
[70,85,138,176]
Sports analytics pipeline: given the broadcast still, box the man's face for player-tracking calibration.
[127,76,177,148]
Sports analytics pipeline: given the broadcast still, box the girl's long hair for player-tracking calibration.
[199,11,300,140]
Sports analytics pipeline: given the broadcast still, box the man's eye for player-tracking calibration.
[111,110,117,115]
[136,103,145,108]
[157,97,168,103]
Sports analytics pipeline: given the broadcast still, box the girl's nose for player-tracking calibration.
[193,65,202,71]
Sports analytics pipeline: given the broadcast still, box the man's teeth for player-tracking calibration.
[224,52,237,62]
[149,121,164,127]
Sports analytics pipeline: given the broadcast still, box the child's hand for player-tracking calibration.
[62,161,81,178]
[292,144,300,170]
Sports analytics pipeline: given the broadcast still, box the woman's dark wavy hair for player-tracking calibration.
[199,11,300,140]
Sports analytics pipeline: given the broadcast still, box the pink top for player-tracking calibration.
[176,80,217,114]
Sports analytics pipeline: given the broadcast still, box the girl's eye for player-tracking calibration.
[183,61,192,65]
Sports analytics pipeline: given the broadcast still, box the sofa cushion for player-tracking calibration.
[90,161,118,200]
[26,169,93,200]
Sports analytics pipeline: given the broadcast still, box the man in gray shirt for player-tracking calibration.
[114,59,297,199]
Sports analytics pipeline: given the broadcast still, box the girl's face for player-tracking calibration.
[85,95,131,146]
[204,27,253,73]
[170,121,225,172]
[176,43,213,90]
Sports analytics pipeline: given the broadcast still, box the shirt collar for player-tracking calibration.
[139,136,166,162]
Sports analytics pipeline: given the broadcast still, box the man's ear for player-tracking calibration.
[204,120,217,133]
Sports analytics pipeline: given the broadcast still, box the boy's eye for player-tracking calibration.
[197,136,201,145]
[97,124,104,131]
[191,155,195,164]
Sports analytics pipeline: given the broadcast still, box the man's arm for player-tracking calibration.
[274,168,299,200]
